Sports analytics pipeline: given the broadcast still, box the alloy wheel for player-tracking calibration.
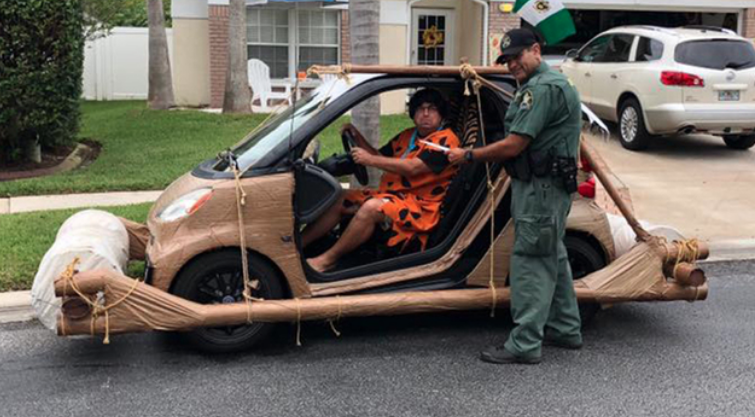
[621,107,638,143]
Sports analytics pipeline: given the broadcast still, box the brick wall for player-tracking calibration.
[341,10,351,65]
[209,5,230,108]
[744,8,755,39]
[488,5,521,36]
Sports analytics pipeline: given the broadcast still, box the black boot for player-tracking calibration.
[480,346,541,365]
[542,336,583,350]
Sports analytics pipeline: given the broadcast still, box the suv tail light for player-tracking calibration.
[661,71,705,87]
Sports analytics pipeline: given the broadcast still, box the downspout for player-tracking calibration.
[469,0,489,65]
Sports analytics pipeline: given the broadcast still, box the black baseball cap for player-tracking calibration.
[495,28,540,65]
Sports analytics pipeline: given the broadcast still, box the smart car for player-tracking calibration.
[125,69,624,352]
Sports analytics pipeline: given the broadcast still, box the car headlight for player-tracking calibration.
[157,188,214,222]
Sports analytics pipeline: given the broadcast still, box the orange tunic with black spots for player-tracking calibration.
[344,127,461,252]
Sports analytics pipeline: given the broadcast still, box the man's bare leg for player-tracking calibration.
[301,195,350,248]
[308,199,385,272]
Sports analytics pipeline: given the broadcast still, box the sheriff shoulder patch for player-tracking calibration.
[520,90,534,111]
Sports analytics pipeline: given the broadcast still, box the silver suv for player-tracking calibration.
[561,26,755,151]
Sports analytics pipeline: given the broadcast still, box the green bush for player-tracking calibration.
[0,0,84,163]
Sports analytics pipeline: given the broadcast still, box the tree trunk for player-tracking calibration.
[23,136,41,164]
[147,0,175,110]
[222,0,252,114]
[349,0,380,187]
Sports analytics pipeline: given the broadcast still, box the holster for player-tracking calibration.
[551,155,578,194]
[503,152,532,181]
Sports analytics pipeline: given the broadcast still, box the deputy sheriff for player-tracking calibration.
[448,28,583,364]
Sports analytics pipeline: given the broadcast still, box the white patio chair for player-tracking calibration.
[247,58,292,111]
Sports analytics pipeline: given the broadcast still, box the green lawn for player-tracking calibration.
[0,101,413,197]
[0,204,152,292]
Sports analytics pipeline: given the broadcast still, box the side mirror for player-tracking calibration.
[303,139,321,163]
[565,49,579,60]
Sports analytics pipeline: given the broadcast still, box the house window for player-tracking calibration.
[247,8,290,79]
[298,10,340,72]
[246,6,340,80]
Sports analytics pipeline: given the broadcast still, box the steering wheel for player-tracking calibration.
[341,129,370,186]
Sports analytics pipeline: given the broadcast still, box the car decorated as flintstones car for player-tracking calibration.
[33,65,709,353]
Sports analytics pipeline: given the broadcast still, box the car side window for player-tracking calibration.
[597,34,634,63]
[577,35,610,63]
[635,37,664,62]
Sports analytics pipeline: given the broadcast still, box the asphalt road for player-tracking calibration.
[1,260,754,417]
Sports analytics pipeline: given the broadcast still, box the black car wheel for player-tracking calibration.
[618,98,651,151]
[723,135,755,150]
[565,235,606,324]
[171,250,284,353]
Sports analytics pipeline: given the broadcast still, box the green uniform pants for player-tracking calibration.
[504,176,582,359]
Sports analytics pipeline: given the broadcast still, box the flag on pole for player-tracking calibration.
[513,0,576,46]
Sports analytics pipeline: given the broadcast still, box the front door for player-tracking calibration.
[410,9,455,66]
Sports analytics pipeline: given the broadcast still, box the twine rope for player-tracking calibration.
[57,257,140,344]
[328,295,343,337]
[460,63,499,317]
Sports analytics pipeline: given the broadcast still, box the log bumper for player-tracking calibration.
[54,268,707,339]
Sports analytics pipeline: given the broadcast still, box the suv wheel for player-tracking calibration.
[618,98,651,151]
[723,135,755,150]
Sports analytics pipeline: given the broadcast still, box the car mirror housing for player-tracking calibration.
[565,49,579,60]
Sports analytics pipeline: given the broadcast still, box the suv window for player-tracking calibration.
[635,37,664,62]
[596,34,635,63]
[577,35,610,63]
[675,40,755,70]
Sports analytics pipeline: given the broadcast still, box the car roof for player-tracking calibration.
[601,25,743,43]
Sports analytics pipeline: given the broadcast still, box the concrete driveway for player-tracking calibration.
[585,129,755,243]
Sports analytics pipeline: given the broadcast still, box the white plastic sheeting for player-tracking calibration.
[31,210,130,331]
[607,213,685,258]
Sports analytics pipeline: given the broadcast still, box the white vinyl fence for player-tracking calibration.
[83,27,174,101]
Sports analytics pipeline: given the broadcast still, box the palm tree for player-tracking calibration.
[222,0,252,114]
[147,0,175,110]
[349,0,380,187]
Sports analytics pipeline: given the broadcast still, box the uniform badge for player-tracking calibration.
[520,90,534,111]
[535,1,551,13]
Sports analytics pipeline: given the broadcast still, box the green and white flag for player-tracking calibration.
[513,0,576,46]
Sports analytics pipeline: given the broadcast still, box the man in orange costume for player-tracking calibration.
[303,88,461,272]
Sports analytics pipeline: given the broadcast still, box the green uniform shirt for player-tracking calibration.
[504,62,582,159]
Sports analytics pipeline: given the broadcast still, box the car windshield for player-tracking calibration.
[223,74,378,171]
[675,39,755,70]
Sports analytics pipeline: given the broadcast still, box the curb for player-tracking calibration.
[1,184,353,215]
[703,239,755,263]
[0,190,163,215]
[0,291,34,324]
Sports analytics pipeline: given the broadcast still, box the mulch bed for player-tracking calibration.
[0,140,101,182]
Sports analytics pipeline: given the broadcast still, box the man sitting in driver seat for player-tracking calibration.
[302,88,462,272]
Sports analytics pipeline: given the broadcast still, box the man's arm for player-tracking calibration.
[448,133,530,164]
[351,148,430,177]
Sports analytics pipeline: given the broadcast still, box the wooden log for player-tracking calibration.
[658,241,710,263]
[312,64,510,76]
[55,270,709,337]
[580,140,652,242]
[665,263,707,287]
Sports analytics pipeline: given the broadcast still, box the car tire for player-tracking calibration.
[618,98,651,151]
[723,135,755,150]
[171,250,284,353]
[565,235,606,325]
